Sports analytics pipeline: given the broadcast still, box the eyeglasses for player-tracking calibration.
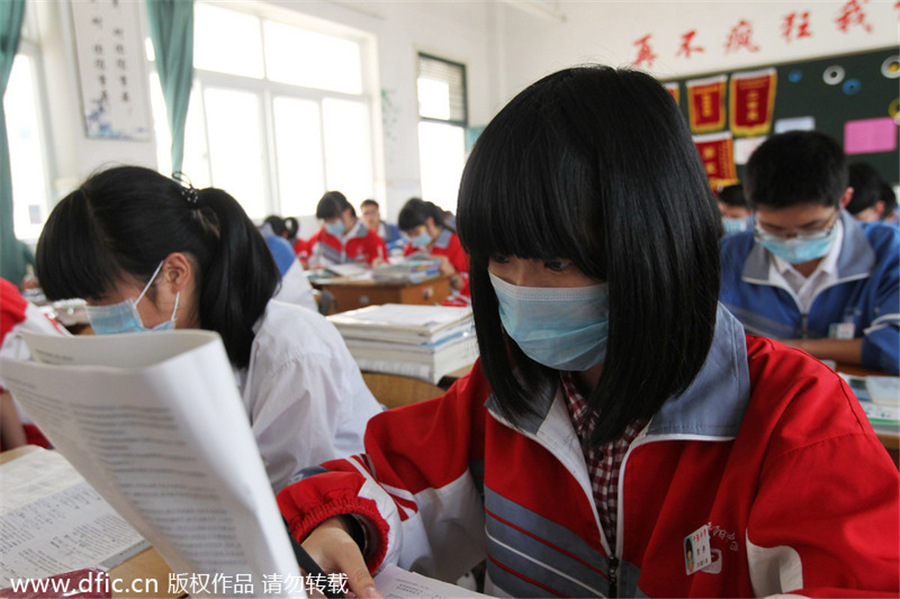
[753,211,839,243]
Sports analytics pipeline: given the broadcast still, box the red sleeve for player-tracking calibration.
[364,230,387,264]
[0,278,28,342]
[446,233,469,274]
[277,362,490,572]
[293,238,308,257]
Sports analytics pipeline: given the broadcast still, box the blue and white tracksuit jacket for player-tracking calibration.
[720,210,900,374]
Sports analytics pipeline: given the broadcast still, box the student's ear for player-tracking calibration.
[161,252,194,294]
[840,187,854,209]
[874,200,886,220]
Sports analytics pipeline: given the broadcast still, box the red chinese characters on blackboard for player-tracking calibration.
[836,0,873,32]
[724,19,760,54]
[677,30,705,59]
[633,34,658,67]
[782,12,813,42]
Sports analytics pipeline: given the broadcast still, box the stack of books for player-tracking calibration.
[842,374,900,436]
[371,259,442,284]
[328,303,478,384]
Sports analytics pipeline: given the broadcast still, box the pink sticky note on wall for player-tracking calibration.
[844,117,898,154]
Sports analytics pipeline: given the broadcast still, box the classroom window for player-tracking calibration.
[6,16,53,242]
[151,1,376,220]
[416,54,467,213]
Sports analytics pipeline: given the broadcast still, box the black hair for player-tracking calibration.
[718,184,747,208]
[846,162,886,215]
[263,215,299,241]
[360,199,379,210]
[36,165,278,369]
[744,130,847,210]
[284,217,299,240]
[457,65,720,445]
[398,198,452,232]
[316,191,355,220]
[881,182,898,220]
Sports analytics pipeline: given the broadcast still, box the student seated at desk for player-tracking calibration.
[717,183,753,235]
[719,131,900,375]
[846,161,897,225]
[308,191,387,267]
[361,199,404,255]
[398,197,469,294]
[34,167,383,493]
[277,66,899,598]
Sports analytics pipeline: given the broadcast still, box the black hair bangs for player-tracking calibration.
[457,101,605,280]
[36,189,123,302]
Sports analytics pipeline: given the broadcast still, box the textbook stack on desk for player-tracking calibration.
[841,373,900,436]
[328,303,478,385]
[371,258,442,284]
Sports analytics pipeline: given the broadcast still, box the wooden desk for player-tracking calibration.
[0,446,177,598]
[316,274,451,312]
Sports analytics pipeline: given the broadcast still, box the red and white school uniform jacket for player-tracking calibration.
[308,220,387,266]
[278,306,900,597]
[403,228,469,275]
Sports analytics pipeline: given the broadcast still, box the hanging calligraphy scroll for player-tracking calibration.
[729,68,777,137]
[686,75,726,134]
[70,0,151,139]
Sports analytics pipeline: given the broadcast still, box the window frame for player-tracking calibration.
[7,9,56,242]
[151,0,380,219]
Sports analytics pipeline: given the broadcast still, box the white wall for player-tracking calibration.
[30,0,498,227]
[28,0,898,229]
[496,0,899,104]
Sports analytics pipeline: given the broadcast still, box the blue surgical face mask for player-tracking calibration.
[408,230,432,249]
[722,217,749,235]
[757,223,838,265]
[85,262,179,335]
[325,220,346,237]
[489,272,609,371]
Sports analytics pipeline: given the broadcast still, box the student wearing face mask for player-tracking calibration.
[717,183,753,236]
[398,197,469,292]
[277,67,899,598]
[307,191,387,268]
[719,131,899,374]
[34,167,383,493]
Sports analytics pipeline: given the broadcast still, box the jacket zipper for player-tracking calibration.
[801,312,809,338]
[608,555,619,597]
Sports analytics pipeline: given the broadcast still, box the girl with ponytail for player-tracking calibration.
[36,166,382,493]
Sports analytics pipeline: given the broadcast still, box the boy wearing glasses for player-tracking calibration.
[720,130,899,374]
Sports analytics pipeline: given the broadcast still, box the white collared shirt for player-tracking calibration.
[767,219,844,314]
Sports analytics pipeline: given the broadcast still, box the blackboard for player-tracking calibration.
[666,47,899,185]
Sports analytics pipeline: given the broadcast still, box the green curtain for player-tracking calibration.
[146,0,194,174]
[0,0,26,287]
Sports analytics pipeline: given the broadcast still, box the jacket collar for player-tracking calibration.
[432,228,453,249]
[742,210,875,284]
[486,303,751,441]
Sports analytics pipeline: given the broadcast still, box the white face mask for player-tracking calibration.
[85,261,179,335]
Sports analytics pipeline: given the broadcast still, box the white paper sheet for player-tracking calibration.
[1,450,149,587]
[374,564,493,598]
[0,330,303,597]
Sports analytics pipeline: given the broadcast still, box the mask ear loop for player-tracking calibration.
[135,260,166,305]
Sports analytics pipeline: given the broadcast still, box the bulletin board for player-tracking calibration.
[664,47,900,186]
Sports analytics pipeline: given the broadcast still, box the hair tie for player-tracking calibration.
[172,171,199,205]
